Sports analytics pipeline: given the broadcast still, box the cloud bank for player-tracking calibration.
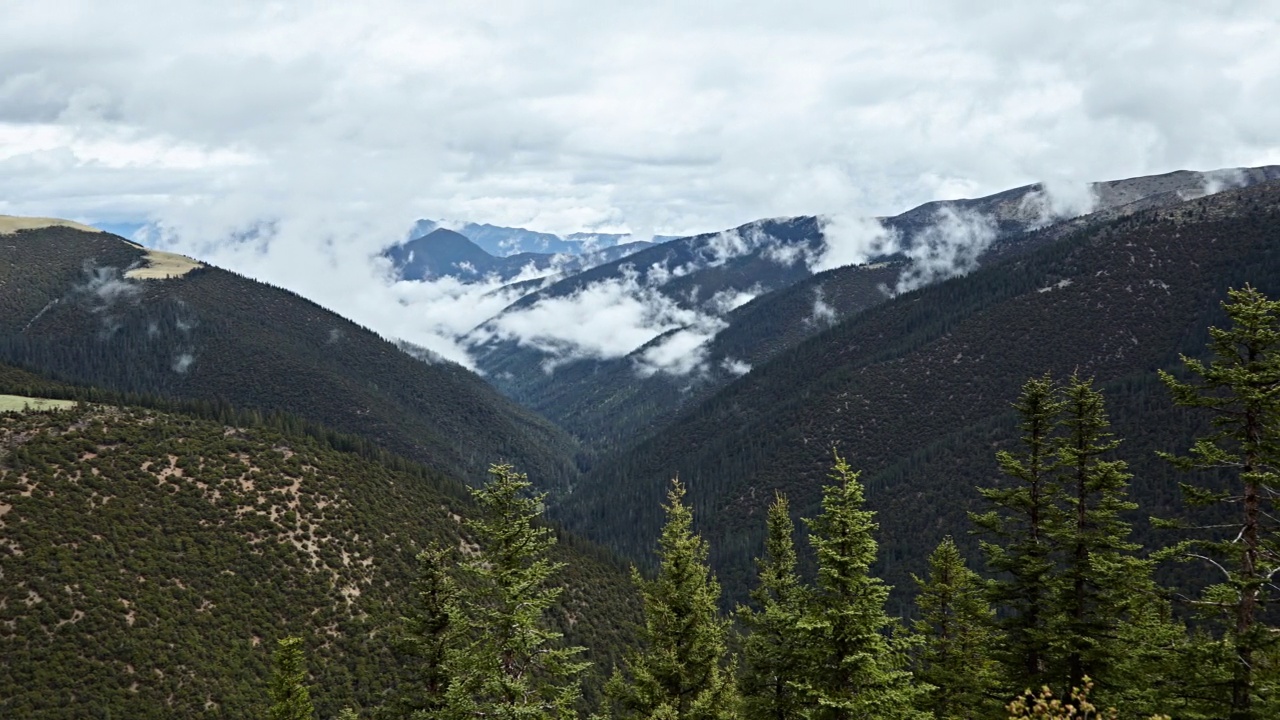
[3,1,1276,375]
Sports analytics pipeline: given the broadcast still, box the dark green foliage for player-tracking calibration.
[0,405,638,718]
[269,636,316,720]
[910,536,1000,720]
[794,452,927,720]
[605,479,739,720]
[971,374,1062,691]
[393,544,458,718]
[0,225,580,490]
[444,464,587,719]
[1047,376,1149,698]
[558,180,1280,616]
[1158,285,1280,719]
[737,494,808,720]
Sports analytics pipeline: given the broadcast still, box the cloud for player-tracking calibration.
[634,320,727,378]
[471,267,717,370]
[4,1,1275,376]
[1019,178,1099,228]
[807,286,838,327]
[895,206,997,294]
[808,215,898,272]
[1201,167,1248,196]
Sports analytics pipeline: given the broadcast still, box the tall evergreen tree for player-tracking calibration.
[605,478,739,720]
[738,493,809,720]
[1159,285,1280,720]
[794,452,928,720]
[971,374,1063,693]
[268,636,315,720]
[910,536,1001,720]
[394,543,459,719]
[446,463,587,720]
[1046,375,1146,695]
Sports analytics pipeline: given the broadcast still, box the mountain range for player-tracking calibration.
[463,166,1280,452]
[6,163,1280,714]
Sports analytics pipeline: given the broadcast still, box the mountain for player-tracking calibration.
[553,178,1280,610]
[408,219,664,257]
[0,394,639,718]
[0,221,581,490]
[386,228,656,283]
[468,166,1280,451]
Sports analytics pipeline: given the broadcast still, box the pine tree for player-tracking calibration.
[446,463,588,720]
[394,543,458,719]
[268,636,315,720]
[971,374,1063,693]
[605,478,739,720]
[738,493,809,720]
[1158,285,1280,720]
[1046,375,1147,696]
[910,536,1001,720]
[795,451,928,720]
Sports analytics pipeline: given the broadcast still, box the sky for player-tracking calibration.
[3,0,1278,365]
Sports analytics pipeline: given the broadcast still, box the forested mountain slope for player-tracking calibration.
[557,180,1280,608]
[0,402,638,718]
[0,224,581,489]
[487,166,1280,453]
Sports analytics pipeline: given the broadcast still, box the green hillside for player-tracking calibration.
[0,402,638,718]
[0,225,581,491]
[557,180,1280,608]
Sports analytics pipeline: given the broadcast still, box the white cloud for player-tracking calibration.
[471,268,712,368]
[3,0,1276,374]
[634,321,727,378]
[808,215,898,272]
[895,206,997,294]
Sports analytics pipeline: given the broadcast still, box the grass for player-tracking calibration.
[0,215,102,235]
[0,395,77,412]
[124,248,204,279]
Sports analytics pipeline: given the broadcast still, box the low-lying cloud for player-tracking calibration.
[894,206,998,294]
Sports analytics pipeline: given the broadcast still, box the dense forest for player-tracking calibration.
[559,181,1280,612]
[0,399,640,718]
[8,285,1280,718]
[0,225,582,490]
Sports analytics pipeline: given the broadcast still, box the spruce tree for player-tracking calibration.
[394,543,458,719]
[605,478,739,720]
[446,463,587,720]
[1046,375,1147,696]
[268,636,315,720]
[794,452,927,720]
[971,374,1062,693]
[910,536,1001,720]
[1158,285,1280,720]
[738,493,809,720]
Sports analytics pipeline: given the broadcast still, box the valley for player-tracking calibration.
[5,168,1280,718]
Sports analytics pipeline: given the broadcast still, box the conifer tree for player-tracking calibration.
[1158,285,1280,720]
[394,543,458,718]
[268,636,315,720]
[605,478,739,720]
[794,452,928,720]
[738,493,808,720]
[910,536,1001,720]
[971,374,1062,692]
[1046,375,1147,695]
[446,463,588,720]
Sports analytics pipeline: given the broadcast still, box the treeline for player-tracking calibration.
[267,286,1280,719]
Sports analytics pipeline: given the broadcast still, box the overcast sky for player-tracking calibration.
[3,1,1278,364]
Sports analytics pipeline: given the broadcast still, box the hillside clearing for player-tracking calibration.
[0,395,76,412]
[0,215,102,236]
[124,248,204,279]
